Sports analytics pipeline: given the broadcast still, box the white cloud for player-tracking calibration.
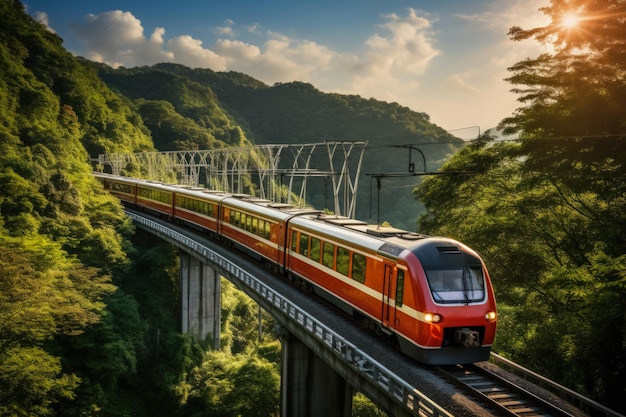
[215,26,234,37]
[215,19,235,37]
[335,8,440,109]
[167,36,226,69]
[73,10,172,67]
[33,11,54,33]
[360,8,440,78]
[68,6,531,131]
[71,8,438,84]
[445,73,481,93]
[213,35,338,85]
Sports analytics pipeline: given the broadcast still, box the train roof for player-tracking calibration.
[288,214,409,257]
[292,213,478,262]
[172,185,232,203]
[221,195,319,222]
[94,173,479,262]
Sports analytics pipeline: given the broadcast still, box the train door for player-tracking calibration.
[381,263,396,330]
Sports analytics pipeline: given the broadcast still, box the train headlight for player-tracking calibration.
[485,311,497,322]
[424,313,441,323]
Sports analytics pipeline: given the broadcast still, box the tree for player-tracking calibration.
[501,0,626,187]
[416,1,626,411]
[0,232,116,415]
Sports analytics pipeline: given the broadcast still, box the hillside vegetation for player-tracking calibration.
[416,0,626,412]
[97,63,462,229]
[0,1,433,415]
[2,0,624,415]
[0,2,280,416]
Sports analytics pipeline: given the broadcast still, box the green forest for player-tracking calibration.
[1,0,625,415]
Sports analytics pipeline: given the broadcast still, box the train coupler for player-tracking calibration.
[455,328,480,347]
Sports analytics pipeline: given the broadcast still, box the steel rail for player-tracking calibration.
[490,353,624,417]
[437,363,576,417]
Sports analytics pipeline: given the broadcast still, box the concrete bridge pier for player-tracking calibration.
[278,326,353,417]
[179,250,220,348]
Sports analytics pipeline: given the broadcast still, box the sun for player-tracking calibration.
[561,13,580,29]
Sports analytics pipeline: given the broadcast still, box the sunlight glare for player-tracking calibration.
[561,13,580,29]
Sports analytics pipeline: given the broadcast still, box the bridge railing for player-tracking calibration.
[490,353,624,417]
[127,210,453,417]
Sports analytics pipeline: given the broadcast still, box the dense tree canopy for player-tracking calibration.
[5,0,625,414]
[417,0,626,412]
[98,63,461,229]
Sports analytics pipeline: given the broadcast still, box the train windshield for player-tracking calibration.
[425,266,485,304]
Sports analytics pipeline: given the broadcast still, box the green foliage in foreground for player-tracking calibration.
[0,234,113,415]
[0,2,152,414]
[417,139,626,409]
[416,1,626,411]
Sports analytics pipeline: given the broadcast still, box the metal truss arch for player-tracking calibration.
[98,141,367,218]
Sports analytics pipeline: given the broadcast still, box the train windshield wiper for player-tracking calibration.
[462,267,472,303]
[431,289,444,302]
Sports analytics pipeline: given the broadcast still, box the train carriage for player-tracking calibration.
[286,213,497,365]
[220,197,299,267]
[94,173,497,365]
[285,214,397,326]
[136,181,175,216]
[97,175,137,204]
[172,186,229,235]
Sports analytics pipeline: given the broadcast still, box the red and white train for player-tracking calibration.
[95,173,497,365]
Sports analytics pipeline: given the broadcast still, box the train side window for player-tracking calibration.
[352,253,366,283]
[264,221,271,240]
[299,233,309,256]
[256,219,264,237]
[208,203,215,217]
[336,247,349,276]
[396,269,405,307]
[291,231,298,252]
[322,241,335,269]
[310,237,321,262]
[259,219,269,239]
[240,213,247,229]
[252,217,258,235]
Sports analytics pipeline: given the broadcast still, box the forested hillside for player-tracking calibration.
[0,0,148,414]
[97,63,462,229]
[0,2,283,416]
[3,0,624,415]
[416,0,626,412]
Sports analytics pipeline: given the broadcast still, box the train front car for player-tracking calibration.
[399,237,497,365]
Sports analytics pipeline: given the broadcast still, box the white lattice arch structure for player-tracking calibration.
[98,141,367,218]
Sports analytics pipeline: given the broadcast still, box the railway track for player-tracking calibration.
[436,363,577,417]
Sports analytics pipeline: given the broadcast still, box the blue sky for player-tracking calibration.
[24,0,551,139]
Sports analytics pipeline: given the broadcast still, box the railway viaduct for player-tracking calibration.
[124,210,620,417]
[98,145,619,417]
[126,208,457,417]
